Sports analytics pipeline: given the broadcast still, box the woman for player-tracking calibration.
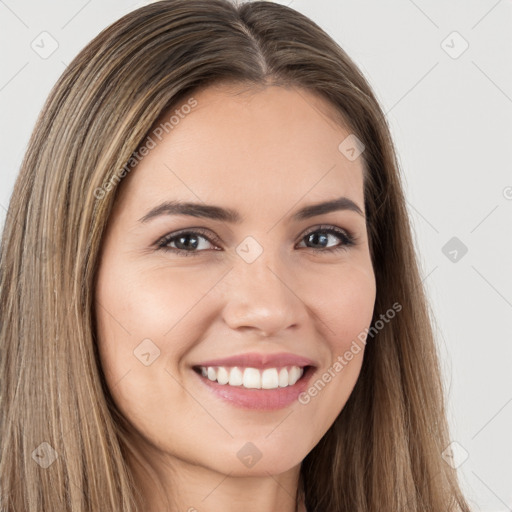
[0,0,471,510]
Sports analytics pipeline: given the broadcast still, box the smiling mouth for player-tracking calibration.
[192,365,313,390]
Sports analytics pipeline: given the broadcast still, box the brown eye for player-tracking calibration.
[297,225,356,253]
[156,229,220,256]
[155,225,357,257]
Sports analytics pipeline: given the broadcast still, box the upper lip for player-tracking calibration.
[193,352,316,370]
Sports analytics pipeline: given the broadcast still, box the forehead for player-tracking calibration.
[117,84,366,217]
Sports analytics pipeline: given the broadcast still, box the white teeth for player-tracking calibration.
[207,367,216,381]
[288,366,302,386]
[216,366,229,385]
[229,366,243,386]
[243,368,261,389]
[261,368,279,389]
[278,368,288,387]
[199,365,305,389]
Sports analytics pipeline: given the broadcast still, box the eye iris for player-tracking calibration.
[307,232,329,248]
[175,234,199,250]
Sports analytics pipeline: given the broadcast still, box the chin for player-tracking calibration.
[206,438,306,477]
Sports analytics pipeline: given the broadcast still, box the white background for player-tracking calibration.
[1,1,511,510]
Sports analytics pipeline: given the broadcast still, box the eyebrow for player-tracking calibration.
[138,196,364,224]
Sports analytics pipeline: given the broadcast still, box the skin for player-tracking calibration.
[95,83,376,512]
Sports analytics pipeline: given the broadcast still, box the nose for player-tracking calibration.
[220,252,305,338]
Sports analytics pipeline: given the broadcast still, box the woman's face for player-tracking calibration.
[95,83,376,478]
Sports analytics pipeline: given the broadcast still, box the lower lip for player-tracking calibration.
[193,367,315,410]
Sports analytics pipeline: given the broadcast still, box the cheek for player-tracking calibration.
[311,260,376,351]
[95,261,225,352]
[94,262,203,443]
[293,266,375,445]
[93,259,229,423]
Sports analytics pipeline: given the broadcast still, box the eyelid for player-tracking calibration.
[301,224,351,238]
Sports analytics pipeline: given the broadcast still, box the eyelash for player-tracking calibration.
[155,225,357,257]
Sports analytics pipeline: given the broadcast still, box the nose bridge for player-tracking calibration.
[221,235,302,335]
[235,235,290,299]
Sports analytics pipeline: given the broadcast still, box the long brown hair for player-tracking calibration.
[0,1,471,510]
